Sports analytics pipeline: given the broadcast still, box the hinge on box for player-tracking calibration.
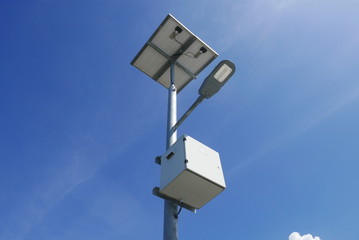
[155,156,161,165]
[166,152,174,160]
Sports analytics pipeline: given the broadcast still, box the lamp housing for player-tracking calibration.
[198,60,236,99]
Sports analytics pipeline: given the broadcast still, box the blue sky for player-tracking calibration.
[1,0,358,239]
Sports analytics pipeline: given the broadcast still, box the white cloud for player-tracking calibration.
[289,232,321,240]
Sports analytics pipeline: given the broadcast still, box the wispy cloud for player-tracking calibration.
[1,115,158,240]
[228,84,359,177]
[223,0,359,176]
[0,154,98,240]
[277,0,295,11]
[209,0,298,51]
[303,86,359,131]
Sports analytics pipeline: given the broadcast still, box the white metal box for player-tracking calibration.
[159,135,226,209]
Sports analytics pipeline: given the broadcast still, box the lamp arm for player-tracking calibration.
[171,95,205,133]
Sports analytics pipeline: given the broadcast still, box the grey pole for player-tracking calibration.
[163,61,179,240]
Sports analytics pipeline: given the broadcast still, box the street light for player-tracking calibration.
[131,14,236,240]
[199,60,236,99]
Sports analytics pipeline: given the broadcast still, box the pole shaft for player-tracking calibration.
[163,62,178,240]
[166,65,177,149]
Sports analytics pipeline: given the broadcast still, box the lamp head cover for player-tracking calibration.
[198,60,236,99]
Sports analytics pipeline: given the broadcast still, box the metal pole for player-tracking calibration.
[163,61,178,240]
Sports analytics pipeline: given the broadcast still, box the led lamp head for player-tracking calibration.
[198,60,236,99]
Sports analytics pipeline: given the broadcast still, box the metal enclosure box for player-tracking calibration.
[159,135,226,210]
